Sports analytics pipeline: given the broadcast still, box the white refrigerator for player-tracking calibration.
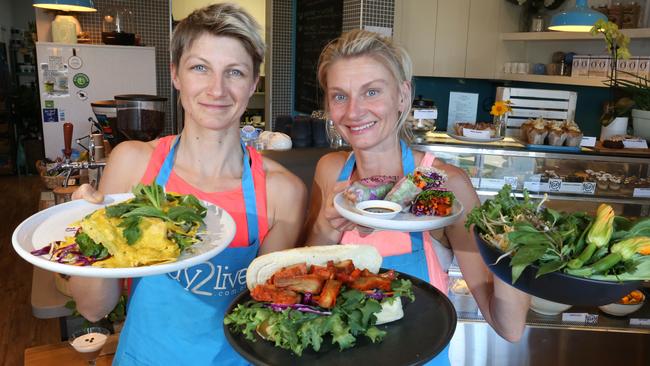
[36,42,157,160]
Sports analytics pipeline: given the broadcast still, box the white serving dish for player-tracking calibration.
[599,300,645,317]
[355,200,402,219]
[530,296,572,316]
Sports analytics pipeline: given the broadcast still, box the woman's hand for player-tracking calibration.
[71,183,104,204]
[323,181,357,232]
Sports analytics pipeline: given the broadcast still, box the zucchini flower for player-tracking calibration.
[611,236,650,259]
[568,204,615,269]
[566,236,650,277]
[586,204,615,248]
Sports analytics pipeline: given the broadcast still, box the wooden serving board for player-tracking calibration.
[594,141,650,156]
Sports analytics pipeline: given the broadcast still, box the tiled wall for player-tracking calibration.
[269,0,395,129]
[343,0,361,31]
[75,0,173,135]
[361,0,394,30]
[269,0,293,130]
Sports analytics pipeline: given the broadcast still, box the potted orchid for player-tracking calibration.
[590,19,633,139]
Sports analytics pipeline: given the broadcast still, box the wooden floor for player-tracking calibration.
[0,175,60,366]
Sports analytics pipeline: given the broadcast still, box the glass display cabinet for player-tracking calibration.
[413,134,650,217]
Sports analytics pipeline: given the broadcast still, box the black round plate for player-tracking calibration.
[474,227,642,306]
[223,271,457,366]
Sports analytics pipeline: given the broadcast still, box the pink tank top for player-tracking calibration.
[140,135,269,247]
[340,153,449,292]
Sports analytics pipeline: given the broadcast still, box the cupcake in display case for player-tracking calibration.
[547,124,567,146]
[564,121,583,147]
[527,118,548,145]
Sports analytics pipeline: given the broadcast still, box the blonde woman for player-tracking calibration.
[306,29,529,365]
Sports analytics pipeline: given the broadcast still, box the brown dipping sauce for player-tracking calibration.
[364,207,397,214]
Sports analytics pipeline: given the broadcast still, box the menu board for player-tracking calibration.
[294,0,343,114]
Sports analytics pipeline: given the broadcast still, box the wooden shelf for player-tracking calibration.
[501,28,650,41]
[496,73,608,87]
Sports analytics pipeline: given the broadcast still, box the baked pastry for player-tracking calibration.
[564,121,583,147]
[609,177,621,191]
[547,124,567,146]
[597,177,609,191]
[602,135,625,149]
[527,118,548,145]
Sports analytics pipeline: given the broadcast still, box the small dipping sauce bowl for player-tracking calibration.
[355,200,402,219]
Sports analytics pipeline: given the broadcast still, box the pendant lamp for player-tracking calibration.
[548,0,606,32]
[33,0,96,12]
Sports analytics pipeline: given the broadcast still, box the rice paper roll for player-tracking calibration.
[344,175,398,204]
[385,176,422,209]
[410,188,455,217]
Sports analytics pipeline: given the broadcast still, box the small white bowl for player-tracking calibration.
[530,296,572,316]
[355,200,402,219]
[599,300,645,317]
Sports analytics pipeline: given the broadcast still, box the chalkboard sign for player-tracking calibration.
[294,0,343,114]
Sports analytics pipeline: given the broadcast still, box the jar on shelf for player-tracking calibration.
[102,4,136,45]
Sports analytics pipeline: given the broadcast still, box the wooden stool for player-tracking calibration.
[53,186,77,205]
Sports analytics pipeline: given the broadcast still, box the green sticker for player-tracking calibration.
[44,100,54,108]
[73,73,90,89]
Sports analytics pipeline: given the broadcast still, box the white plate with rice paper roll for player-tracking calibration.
[334,168,464,232]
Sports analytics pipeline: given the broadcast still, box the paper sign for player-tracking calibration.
[463,128,491,139]
[480,178,505,190]
[448,92,478,128]
[562,313,598,324]
[630,318,650,326]
[634,188,650,198]
[414,109,438,119]
[580,136,596,147]
[524,181,543,191]
[582,182,597,195]
[623,138,649,149]
[504,176,519,188]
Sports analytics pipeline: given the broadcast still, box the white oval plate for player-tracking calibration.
[447,133,504,143]
[334,192,463,232]
[12,193,236,278]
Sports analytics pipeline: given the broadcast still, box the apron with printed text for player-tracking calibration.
[337,140,451,366]
[114,137,260,366]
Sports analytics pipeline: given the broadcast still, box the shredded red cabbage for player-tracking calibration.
[302,292,313,305]
[264,303,332,315]
[365,290,393,301]
[30,244,53,256]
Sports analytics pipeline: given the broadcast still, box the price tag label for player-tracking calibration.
[463,128,491,140]
[470,177,480,188]
[414,109,437,119]
[562,313,598,324]
[623,138,649,149]
[560,182,585,194]
[580,136,596,147]
[548,178,562,192]
[524,181,542,191]
[479,178,506,190]
[504,176,518,188]
[634,188,650,198]
[630,318,650,327]
[582,181,596,195]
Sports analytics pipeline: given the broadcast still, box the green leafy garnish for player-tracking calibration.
[76,232,109,259]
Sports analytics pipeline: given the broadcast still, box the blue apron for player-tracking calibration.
[114,136,260,366]
[336,140,450,366]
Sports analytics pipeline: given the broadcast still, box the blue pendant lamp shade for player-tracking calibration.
[548,0,607,32]
[33,0,96,12]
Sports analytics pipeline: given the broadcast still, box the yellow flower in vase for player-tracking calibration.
[490,100,512,137]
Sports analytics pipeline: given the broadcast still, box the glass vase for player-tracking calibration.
[493,114,507,137]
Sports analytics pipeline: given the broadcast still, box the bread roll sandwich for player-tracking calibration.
[225,245,415,356]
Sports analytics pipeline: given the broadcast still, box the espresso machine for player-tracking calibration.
[59,94,167,189]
